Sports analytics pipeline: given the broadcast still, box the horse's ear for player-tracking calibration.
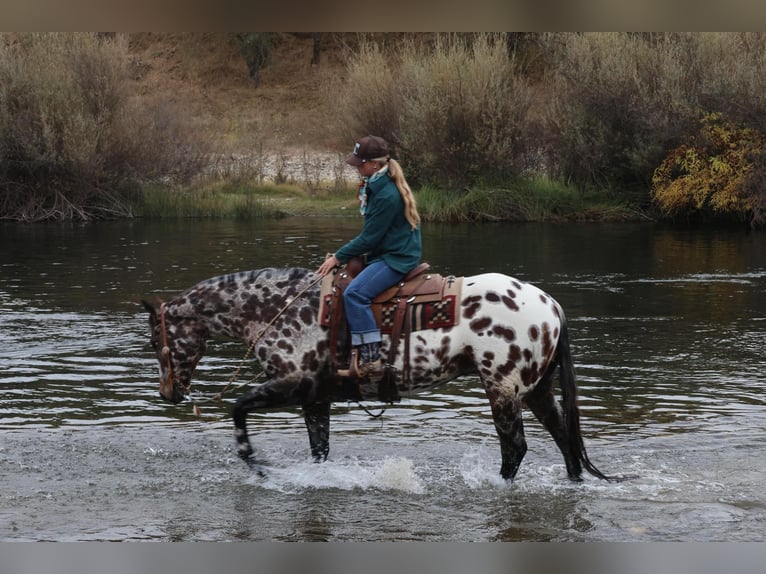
[141,299,157,318]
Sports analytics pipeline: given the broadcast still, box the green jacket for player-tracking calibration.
[335,171,421,274]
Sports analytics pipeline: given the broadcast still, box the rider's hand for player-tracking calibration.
[316,254,339,277]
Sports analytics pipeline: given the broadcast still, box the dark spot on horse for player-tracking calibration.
[498,360,514,377]
[492,325,515,342]
[270,353,283,367]
[539,294,548,304]
[277,339,294,354]
[288,268,306,282]
[523,348,533,362]
[486,291,500,302]
[509,345,521,363]
[529,325,539,341]
[502,295,519,311]
[462,295,482,319]
[470,316,492,333]
[485,385,501,403]
[299,306,314,325]
[511,280,523,290]
[435,336,451,362]
[301,350,319,372]
[521,362,539,386]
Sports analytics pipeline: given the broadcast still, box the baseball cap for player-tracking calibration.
[345,135,390,166]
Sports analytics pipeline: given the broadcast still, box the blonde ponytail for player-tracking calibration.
[386,158,420,230]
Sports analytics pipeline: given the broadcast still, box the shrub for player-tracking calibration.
[334,33,534,189]
[330,36,401,146]
[651,113,766,224]
[538,32,766,200]
[538,33,700,194]
[0,33,207,221]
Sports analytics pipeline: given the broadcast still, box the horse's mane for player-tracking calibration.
[187,267,314,294]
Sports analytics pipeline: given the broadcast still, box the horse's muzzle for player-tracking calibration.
[159,383,188,405]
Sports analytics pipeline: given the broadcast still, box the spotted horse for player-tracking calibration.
[142,266,623,482]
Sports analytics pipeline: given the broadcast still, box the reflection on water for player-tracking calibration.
[1,220,765,541]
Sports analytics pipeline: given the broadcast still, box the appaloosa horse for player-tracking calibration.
[143,267,620,482]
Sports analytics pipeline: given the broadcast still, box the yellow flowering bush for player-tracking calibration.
[651,113,766,223]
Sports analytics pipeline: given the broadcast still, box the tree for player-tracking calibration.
[235,33,272,87]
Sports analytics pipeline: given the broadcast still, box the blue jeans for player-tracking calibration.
[343,260,404,346]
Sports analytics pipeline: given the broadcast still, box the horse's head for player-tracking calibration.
[142,299,208,404]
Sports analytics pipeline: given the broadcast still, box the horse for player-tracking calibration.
[142,266,620,482]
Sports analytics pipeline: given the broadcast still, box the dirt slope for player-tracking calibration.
[127,33,351,155]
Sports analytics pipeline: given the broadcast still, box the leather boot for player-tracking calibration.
[337,342,382,379]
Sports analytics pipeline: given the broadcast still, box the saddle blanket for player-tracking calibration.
[318,271,463,335]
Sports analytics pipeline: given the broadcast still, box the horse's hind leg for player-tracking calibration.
[486,391,527,481]
[524,374,583,481]
[303,401,330,462]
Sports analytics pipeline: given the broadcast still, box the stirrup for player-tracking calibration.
[337,348,382,380]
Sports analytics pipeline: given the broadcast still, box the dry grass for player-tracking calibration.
[126,33,353,155]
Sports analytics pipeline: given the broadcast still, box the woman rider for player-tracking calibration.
[316,135,421,379]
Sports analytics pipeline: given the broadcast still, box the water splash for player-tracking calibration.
[457,446,510,490]
[245,456,425,494]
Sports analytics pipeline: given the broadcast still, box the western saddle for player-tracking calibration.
[321,257,457,403]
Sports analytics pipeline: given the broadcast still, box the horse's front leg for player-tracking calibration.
[231,380,294,470]
[303,401,331,462]
[486,390,527,481]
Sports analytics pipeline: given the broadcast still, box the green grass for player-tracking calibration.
[416,177,642,222]
[132,177,645,222]
[132,182,359,218]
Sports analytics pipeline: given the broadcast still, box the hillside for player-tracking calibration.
[127,33,352,156]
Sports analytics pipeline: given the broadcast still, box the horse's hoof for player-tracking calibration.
[243,456,267,477]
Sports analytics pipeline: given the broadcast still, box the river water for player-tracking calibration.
[1,218,765,541]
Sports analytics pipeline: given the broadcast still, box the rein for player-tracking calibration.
[211,272,325,401]
[162,271,388,420]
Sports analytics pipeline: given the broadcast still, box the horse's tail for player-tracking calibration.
[557,319,614,481]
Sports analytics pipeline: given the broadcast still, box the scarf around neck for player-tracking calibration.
[358,165,389,216]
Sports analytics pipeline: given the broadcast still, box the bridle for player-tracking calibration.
[155,272,324,404]
[158,302,191,395]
